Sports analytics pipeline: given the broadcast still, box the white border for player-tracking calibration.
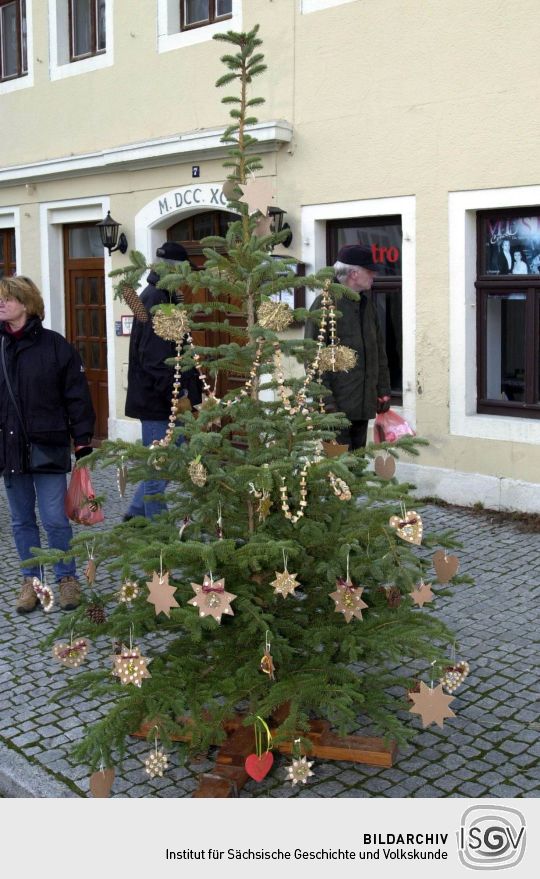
[157,0,242,54]
[301,195,416,427]
[449,184,540,445]
[0,0,34,94]
[38,196,118,436]
[0,120,293,186]
[48,0,114,81]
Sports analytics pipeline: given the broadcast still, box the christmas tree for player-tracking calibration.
[49,26,460,784]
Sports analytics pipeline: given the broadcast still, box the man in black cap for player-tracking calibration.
[124,241,202,518]
[304,243,391,450]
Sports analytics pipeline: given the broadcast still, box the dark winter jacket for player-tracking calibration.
[124,271,203,421]
[0,316,95,476]
[304,288,391,422]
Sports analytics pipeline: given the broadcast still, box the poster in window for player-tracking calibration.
[482,213,540,276]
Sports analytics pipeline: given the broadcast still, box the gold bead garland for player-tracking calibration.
[188,334,265,408]
[279,462,311,524]
[151,341,184,449]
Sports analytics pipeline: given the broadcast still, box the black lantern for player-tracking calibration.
[96,212,128,255]
[267,205,293,248]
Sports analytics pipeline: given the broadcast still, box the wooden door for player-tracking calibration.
[167,210,246,398]
[63,225,108,440]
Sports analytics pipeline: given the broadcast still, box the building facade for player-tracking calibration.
[2,0,540,509]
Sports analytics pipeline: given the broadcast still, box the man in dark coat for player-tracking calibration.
[304,244,391,450]
[124,241,202,518]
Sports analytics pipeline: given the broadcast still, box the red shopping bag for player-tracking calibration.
[374,409,416,444]
[65,466,104,525]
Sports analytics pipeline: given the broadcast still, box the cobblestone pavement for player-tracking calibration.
[0,464,538,798]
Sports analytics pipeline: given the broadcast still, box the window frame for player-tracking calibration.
[180,0,232,33]
[476,207,540,419]
[69,0,106,62]
[0,0,27,81]
[326,215,403,405]
[0,227,17,277]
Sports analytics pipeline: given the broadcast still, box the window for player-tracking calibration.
[69,0,105,61]
[476,208,540,418]
[0,0,27,80]
[180,0,232,31]
[327,216,403,404]
[0,228,16,277]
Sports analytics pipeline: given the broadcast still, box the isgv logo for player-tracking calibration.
[458,805,526,870]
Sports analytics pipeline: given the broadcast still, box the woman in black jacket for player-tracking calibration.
[0,276,95,614]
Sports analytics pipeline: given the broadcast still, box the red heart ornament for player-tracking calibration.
[245,751,274,782]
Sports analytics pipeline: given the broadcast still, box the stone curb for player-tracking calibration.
[0,740,79,798]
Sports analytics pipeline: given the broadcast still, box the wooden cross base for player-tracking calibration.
[132,714,397,798]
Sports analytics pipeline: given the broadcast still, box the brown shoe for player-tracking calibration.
[58,576,82,611]
[16,578,39,614]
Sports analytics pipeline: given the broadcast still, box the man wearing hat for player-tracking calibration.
[124,241,202,519]
[305,243,391,450]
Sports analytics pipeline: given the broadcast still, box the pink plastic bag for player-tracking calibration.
[374,409,416,444]
[65,467,104,525]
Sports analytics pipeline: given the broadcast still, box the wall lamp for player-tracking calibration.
[96,212,128,255]
[267,206,293,248]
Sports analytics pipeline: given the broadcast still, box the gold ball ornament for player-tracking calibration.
[318,345,357,373]
[144,749,169,779]
[286,755,315,786]
[152,307,190,342]
[257,300,294,332]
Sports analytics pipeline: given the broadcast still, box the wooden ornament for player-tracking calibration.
[433,549,459,582]
[222,179,239,201]
[389,511,423,545]
[84,558,97,585]
[238,178,274,215]
[260,651,275,680]
[409,681,456,729]
[374,454,396,479]
[245,751,274,782]
[271,569,299,598]
[89,767,115,798]
[330,577,368,623]
[146,570,180,618]
[53,637,90,668]
[253,215,273,237]
[322,440,349,458]
[144,749,168,778]
[286,755,314,786]
[118,579,139,604]
[32,577,54,613]
[112,646,152,687]
[116,463,128,498]
[188,575,236,623]
[410,581,435,607]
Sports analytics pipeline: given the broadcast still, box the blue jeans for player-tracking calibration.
[3,472,77,581]
[127,420,184,519]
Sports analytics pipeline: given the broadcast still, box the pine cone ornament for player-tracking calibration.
[188,458,207,487]
[86,603,107,625]
[257,300,294,331]
[121,286,149,323]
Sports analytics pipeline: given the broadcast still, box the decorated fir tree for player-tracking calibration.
[49,26,464,788]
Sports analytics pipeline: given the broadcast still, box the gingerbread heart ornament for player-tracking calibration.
[89,767,115,798]
[245,751,274,782]
[433,549,459,582]
[389,511,423,545]
[374,455,396,480]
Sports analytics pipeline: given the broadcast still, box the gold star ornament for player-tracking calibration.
[188,574,236,623]
[286,756,314,786]
[329,577,368,623]
[146,570,180,618]
[271,569,299,598]
[112,646,152,687]
[409,681,456,729]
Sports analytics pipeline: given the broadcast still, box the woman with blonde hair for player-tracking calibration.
[0,275,95,613]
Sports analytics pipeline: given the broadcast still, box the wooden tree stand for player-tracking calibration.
[132,710,397,797]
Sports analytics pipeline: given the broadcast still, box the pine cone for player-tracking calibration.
[121,286,149,323]
[86,604,107,625]
[386,586,402,609]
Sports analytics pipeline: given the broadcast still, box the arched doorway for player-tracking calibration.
[166,209,245,398]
